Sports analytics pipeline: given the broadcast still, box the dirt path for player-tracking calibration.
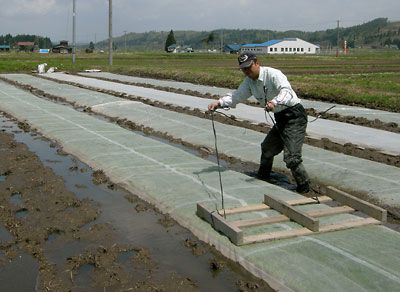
[0,114,272,291]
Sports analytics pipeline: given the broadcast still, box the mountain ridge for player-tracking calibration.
[98,18,400,51]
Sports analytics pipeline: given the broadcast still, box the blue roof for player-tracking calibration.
[224,44,241,50]
[0,45,10,49]
[242,39,282,47]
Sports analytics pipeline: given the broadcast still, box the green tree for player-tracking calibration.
[164,30,176,52]
[201,32,215,49]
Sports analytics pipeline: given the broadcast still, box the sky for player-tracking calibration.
[1,0,399,43]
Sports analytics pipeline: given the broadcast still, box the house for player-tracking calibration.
[166,44,194,53]
[167,44,178,53]
[241,38,319,55]
[223,44,242,54]
[52,40,72,54]
[0,44,10,52]
[17,41,35,52]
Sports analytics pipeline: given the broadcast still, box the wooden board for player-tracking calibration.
[211,211,244,245]
[220,195,332,215]
[242,217,380,245]
[197,188,386,246]
[325,186,387,222]
[232,206,354,228]
[243,228,313,245]
[264,195,320,232]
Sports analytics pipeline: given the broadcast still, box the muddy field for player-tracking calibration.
[0,115,272,291]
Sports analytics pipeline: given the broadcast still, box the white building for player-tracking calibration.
[240,38,320,55]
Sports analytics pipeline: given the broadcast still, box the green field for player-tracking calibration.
[1,50,399,111]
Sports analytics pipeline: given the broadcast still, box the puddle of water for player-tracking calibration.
[72,264,99,292]
[9,192,23,206]
[0,113,271,290]
[0,225,13,242]
[0,253,39,291]
[46,229,64,242]
[0,175,5,182]
[15,208,28,219]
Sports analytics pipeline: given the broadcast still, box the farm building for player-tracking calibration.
[17,41,35,52]
[240,38,319,55]
[223,44,242,54]
[0,45,10,52]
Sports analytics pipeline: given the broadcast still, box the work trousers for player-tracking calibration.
[259,104,309,186]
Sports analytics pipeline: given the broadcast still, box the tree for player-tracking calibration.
[86,41,95,53]
[164,30,176,52]
[202,32,215,45]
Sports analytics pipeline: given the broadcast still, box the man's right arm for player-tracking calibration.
[218,79,252,108]
[208,100,220,111]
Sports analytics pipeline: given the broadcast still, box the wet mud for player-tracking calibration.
[0,114,273,291]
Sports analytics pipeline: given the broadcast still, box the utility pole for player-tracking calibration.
[220,29,223,53]
[72,0,76,64]
[124,30,127,52]
[336,20,340,57]
[108,0,113,65]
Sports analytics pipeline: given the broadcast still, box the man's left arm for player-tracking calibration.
[268,70,296,109]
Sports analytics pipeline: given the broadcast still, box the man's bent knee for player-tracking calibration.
[285,156,302,169]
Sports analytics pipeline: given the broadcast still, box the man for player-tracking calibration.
[208,52,310,193]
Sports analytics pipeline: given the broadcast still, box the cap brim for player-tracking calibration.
[239,61,253,69]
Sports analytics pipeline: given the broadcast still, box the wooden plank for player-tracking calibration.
[196,202,215,224]
[197,203,243,245]
[264,195,319,232]
[287,195,332,205]
[319,217,381,232]
[232,206,354,228]
[307,206,354,217]
[232,214,288,228]
[242,217,380,245]
[222,203,270,215]
[220,195,332,216]
[325,186,387,222]
[243,228,313,245]
[210,212,244,245]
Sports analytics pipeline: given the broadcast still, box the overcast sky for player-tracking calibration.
[1,0,399,43]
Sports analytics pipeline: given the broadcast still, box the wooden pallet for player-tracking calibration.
[196,186,387,245]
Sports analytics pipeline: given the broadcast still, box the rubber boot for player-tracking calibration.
[257,157,273,180]
[291,163,310,193]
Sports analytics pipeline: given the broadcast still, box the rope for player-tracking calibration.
[210,111,226,218]
[309,105,336,123]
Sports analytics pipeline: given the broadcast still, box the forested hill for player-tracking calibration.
[98,18,400,51]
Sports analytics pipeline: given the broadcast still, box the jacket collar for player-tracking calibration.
[257,66,266,82]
